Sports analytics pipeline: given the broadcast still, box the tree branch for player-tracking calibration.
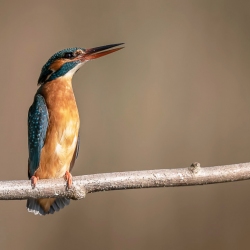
[1,162,250,200]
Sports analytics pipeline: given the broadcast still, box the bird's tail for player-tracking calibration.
[26,198,70,215]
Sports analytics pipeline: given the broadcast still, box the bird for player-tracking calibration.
[27,43,124,215]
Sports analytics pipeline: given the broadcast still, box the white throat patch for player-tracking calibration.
[64,61,86,78]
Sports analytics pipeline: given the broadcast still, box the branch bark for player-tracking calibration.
[1,162,250,200]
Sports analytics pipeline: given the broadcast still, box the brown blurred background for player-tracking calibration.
[0,0,250,249]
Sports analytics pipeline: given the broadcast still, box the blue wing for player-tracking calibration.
[28,94,49,178]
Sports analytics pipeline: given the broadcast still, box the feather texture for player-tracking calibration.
[27,77,80,215]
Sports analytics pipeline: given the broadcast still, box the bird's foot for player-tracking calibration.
[30,176,39,189]
[64,171,73,189]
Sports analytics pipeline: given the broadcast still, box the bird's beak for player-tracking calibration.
[83,43,124,61]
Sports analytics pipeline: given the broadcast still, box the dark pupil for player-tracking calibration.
[64,52,73,58]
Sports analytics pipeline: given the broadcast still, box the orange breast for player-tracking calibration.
[35,78,80,179]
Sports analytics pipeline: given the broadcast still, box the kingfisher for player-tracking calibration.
[27,43,124,215]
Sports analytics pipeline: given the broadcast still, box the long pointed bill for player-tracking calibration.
[84,43,124,60]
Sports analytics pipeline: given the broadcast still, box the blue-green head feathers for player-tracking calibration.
[38,47,85,85]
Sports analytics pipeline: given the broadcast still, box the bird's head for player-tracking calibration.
[38,43,124,85]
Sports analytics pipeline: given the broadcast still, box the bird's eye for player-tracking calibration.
[64,52,74,58]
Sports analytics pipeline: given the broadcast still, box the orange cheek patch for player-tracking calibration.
[49,59,69,72]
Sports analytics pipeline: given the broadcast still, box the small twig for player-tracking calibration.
[0,162,250,200]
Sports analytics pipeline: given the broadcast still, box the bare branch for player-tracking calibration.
[1,162,250,200]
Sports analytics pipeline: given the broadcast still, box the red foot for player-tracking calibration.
[64,171,73,189]
[30,176,39,189]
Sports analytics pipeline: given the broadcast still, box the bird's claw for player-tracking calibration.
[30,176,39,189]
[64,171,73,189]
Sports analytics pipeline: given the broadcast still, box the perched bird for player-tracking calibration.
[27,43,124,215]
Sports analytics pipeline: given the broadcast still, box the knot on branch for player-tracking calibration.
[68,185,86,200]
[189,162,201,174]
